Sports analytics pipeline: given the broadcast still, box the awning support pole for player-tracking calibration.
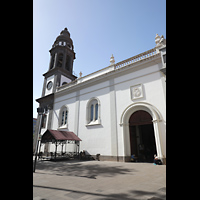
[55,141,57,160]
[38,141,42,159]
[61,142,63,155]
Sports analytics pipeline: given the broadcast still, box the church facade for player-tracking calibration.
[34,28,166,163]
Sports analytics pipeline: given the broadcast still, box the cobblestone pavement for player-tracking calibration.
[33,160,166,200]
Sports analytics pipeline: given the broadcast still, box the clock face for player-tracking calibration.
[47,81,53,90]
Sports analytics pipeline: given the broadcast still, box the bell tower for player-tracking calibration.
[34,28,77,154]
[41,27,77,97]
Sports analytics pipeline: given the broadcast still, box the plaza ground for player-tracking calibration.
[33,159,166,200]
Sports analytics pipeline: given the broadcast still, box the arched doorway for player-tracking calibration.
[129,110,157,162]
[120,102,164,162]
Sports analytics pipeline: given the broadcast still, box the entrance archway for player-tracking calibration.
[129,110,157,162]
[120,102,164,162]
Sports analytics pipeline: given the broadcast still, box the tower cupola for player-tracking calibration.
[52,28,74,51]
[48,27,76,74]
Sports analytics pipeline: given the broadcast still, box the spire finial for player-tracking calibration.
[110,54,115,65]
[155,34,160,45]
[155,33,166,47]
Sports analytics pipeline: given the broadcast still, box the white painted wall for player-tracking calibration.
[60,75,72,85]
[48,59,166,159]
[78,84,112,156]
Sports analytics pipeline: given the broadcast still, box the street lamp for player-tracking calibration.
[33,107,44,173]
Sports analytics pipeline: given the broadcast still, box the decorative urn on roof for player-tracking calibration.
[110,54,115,65]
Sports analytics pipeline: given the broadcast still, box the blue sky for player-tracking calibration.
[33,0,166,118]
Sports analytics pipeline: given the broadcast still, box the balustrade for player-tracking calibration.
[115,48,157,69]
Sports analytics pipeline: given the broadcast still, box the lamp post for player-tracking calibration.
[33,107,44,173]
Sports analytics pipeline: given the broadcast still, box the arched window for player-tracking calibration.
[50,54,55,69]
[86,98,101,126]
[62,82,67,85]
[57,53,63,68]
[95,103,98,120]
[61,111,65,125]
[65,55,71,71]
[59,106,68,128]
[65,110,68,124]
[90,104,94,121]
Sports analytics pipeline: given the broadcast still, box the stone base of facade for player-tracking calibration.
[91,155,121,162]
[91,155,131,162]
[91,155,166,165]
[161,157,166,165]
[40,151,166,164]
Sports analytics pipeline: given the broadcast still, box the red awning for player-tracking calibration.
[41,129,82,142]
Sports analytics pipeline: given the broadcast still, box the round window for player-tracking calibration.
[47,81,53,90]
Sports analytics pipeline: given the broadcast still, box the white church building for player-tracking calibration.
[34,28,166,163]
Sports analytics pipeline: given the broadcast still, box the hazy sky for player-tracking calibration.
[33,0,166,118]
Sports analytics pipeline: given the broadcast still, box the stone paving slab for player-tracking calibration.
[33,160,166,200]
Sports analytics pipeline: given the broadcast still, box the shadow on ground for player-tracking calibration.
[34,160,137,179]
[33,185,166,200]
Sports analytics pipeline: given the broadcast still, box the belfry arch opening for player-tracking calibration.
[129,110,157,162]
